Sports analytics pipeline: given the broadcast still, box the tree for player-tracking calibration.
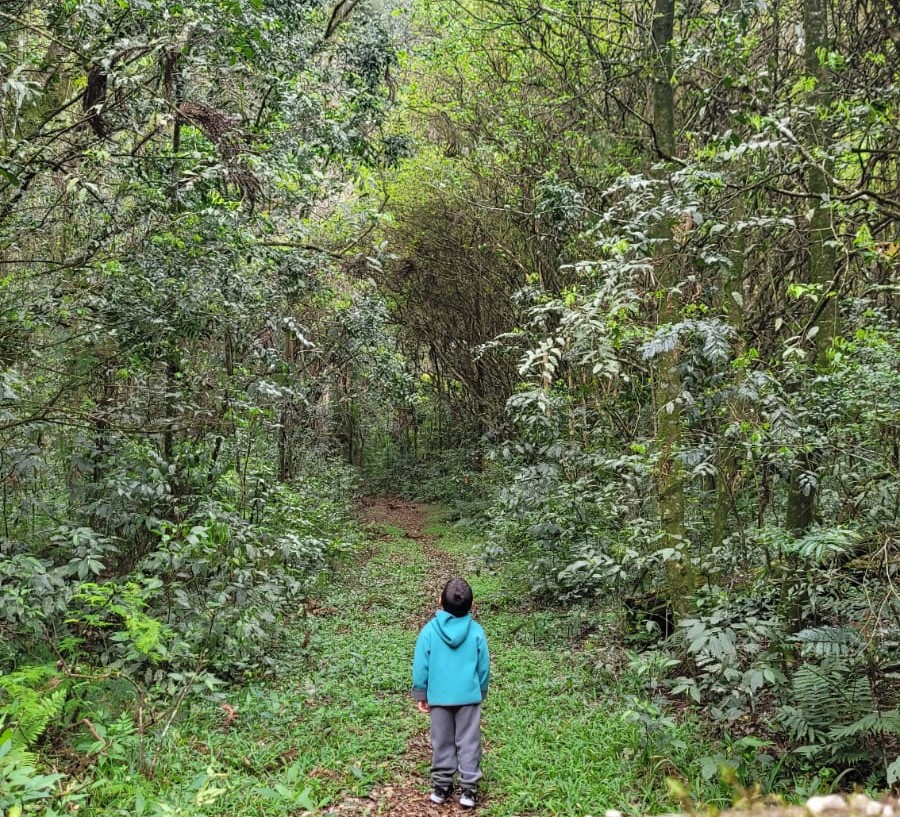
[649,0,689,604]
[0,0,402,670]
[381,0,900,783]
[784,0,840,534]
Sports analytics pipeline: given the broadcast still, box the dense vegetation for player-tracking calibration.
[372,0,900,792]
[0,0,897,813]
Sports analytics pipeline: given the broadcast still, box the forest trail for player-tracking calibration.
[321,496,476,817]
[300,497,660,817]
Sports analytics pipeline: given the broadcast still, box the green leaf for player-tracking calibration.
[887,756,900,786]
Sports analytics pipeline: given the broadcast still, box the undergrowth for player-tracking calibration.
[430,518,718,816]
[67,522,429,816]
[19,502,729,816]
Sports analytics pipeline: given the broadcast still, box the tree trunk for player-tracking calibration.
[785,0,838,534]
[713,199,747,552]
[650,0,690,607]
[278,327,294,482]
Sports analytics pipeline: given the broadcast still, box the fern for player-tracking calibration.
[0,665,67,751]
[789,526,860,563]
[828,709,900,740]
[790,660,871,713]
[793,625,863,658]
[778,704,825,744]
[0,727,36,767]
[0,731,64,810]
[778,657,898,767]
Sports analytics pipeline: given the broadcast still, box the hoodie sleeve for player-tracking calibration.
[411,625,430,701]
[477,627,490,699]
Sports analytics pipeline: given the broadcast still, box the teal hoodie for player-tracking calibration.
[411,610,490,706]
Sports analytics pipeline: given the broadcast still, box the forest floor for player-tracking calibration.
[318,496,468,817]
[112,498,695,817]
[293,497,681,817]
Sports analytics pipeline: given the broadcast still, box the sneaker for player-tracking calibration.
[459,789,477,809]
[429,785,453,804]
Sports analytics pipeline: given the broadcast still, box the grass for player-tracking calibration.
[76,522,430,816]
[72,507,708,817]
[426,518,704,816]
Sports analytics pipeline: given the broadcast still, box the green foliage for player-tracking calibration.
[0,666,67,812]
[383,0,900,792]
[778,659,900,773]
[0,666,67,752]
[0,0,402,664]
[363,445,491,509]
[0,0,898,803]
[69,579,170,662]
[0,736,64,814]
[794,626,864,660]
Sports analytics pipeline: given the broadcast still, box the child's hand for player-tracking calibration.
[416,700,430,714]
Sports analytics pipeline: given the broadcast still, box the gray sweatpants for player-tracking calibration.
[429,703,483,790]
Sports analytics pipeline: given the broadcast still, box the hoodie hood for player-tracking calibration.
[432,610,472,648]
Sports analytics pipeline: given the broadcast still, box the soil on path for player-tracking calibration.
[323,497,477,817]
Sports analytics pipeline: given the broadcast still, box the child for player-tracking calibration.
[412,577,490,808]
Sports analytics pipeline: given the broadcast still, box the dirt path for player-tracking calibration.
[323,497,475,817]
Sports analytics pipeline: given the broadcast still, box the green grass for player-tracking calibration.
[425,517,704,816]
[75,523,429,816]
[73,509,707,817]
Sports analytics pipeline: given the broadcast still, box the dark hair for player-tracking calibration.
[441,577,473,617]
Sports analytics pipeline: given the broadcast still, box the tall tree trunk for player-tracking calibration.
[713,199,747,552]
[804,0,839,362]
[786,0,838,534]
[162,52,183,483]
[278,327,294,482]
[650,0,690,607]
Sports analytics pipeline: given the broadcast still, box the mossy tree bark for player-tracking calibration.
[785,0,839,536]
[650,0,691,609]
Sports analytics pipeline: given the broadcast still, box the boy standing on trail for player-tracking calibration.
[412,577,490,809]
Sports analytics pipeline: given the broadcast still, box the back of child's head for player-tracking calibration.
[441,577,473,617]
